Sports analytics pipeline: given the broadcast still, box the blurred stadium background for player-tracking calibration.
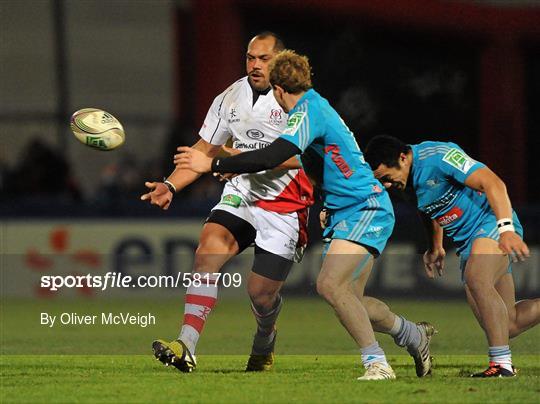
[1,0,539,307]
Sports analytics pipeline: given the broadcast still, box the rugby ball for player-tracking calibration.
[70,108,125,150]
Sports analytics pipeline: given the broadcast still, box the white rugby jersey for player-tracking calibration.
[199,77,313,213]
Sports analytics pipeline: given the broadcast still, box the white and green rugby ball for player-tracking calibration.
[70,108,125,150]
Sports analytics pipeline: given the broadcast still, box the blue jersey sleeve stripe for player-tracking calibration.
[418,146,451,160]
[297,105,305,149]
[418,145,451,155]
[418,150,451,160]
[303,108,311,150]
[418,147,450,156]
[302,105,309,150]
[299,104,309,150]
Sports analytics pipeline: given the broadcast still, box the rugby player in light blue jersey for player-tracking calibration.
[365,135,539,378]
[176,50,436,380]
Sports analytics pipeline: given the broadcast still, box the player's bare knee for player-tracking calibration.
[248,284,278,310]
[316,280,329,301]
[250,292,278,312]
[316,278,341,304]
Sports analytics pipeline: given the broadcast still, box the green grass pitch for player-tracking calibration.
[1,298,539,403]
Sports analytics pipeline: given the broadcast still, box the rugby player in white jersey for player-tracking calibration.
[141,32,314,372]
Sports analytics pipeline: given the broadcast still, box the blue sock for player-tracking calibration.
[391,316,421,350]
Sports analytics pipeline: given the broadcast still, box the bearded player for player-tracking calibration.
[142,32,313,372]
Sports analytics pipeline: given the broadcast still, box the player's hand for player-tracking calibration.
[319,209,328,230]
[423,247,446,279]
[174,147,212,173]
[140,182,173,210]
[498,231,530,262]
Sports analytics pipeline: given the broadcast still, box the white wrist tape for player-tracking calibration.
[496,217,512,226]
[498,224,515,234]
[497,218,514,234]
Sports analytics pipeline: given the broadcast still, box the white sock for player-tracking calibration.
[360,341,389,368]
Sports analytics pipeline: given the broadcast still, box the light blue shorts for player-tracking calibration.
[322,192,395,257]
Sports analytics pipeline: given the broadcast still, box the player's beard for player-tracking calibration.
[248,72,269,92]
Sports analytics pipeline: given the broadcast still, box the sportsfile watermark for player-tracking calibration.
[40,272,242,291]
[2,251,539,356]
[3,249,538,297]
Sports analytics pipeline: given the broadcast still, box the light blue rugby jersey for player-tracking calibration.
[410,141,490,245]
[280,89,385,210]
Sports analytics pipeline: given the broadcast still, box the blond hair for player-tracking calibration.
[269,50,312,94]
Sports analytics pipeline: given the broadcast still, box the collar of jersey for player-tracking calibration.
[246,77,271,96]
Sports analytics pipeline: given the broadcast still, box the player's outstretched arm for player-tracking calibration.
[219,145,301,173]
[464,167,530,261]
[175,137,302,175]
[419,213,445,278]
[140,138,222,210]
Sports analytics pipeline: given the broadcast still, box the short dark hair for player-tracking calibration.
[364,135,411,170]
[252,31,285,52]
